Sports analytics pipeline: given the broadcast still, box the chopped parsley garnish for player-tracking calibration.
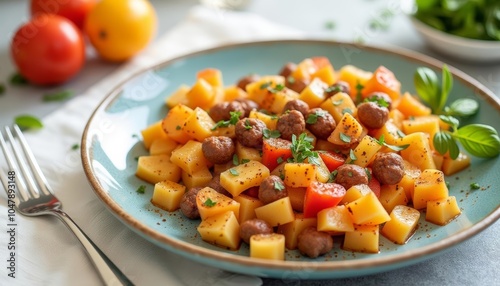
[397,130,406,138]
[10,72,29,85]
[355,82,364,104]
[339,132,351,143]
[342,107,353,115]
[14,115,43,130]
[290,133,320,166]
[365,168,372,181]
[233,154,240,166]
[43,90,74,102]
[347,171,353,177]
[349,149,357,162]
[229,168,239,176]
[470,182,480,190]
[203,198,217,207]
[376,135,409,151]
[332,99,344,106]
[244,119,253,130]
[176,125,181,130]
[306,109,328,124]
[71,143,80,151]
[276,156,284,164]
[287,76,295,84]
[136,185,146,194]
[260,82,271,90]
[263,128,281,139]
[365,96,389,108]
[325,85,342,94]
[241,159,250,164]
[259,81,285,93]
[274,181,285,191]
[328,170,338,183]
[211,111,242,130]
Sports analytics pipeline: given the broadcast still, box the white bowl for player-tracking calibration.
[409,15,500,62]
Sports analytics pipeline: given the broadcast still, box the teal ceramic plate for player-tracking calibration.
[81,40,500,279]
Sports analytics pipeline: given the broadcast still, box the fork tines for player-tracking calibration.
[0,125,52,202]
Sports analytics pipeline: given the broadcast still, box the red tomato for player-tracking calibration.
[30,0,97,30]
[368,176,381,198]
[318,151,345,172]
[261,138,293,172]
[303,181,346,218]
[242,186,259,198]
[10,14,85,86]
[361,66,401,101]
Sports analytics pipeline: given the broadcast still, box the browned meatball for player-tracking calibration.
[357,101,389,129]
[258,175,288,204]
[276,110,306,141]
[239,219,273,244]
[180,187,202,219]
[235,98,259,117]
[206,175,232,197]
[278,62,297,78]
[306,108,336,139]
[202,136,235,164]
[335,164,368,190]
[236,74,260,91]
[325,80,350,97]
[209,101,245,122]
[297,227,333,258]
[235,118,267,148]
[365,92,392,109]
[282,99,309,117]
[371,152,404,185]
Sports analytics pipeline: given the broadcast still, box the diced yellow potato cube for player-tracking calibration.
[317,205,355,234]
[312,65,337,85]
[283,163,317,188]
[255,197,295,227]
[245,76,285,105]
[261,88,299,114]
[233,194,264,223]
[388,109,405,130]
[314,155,330,183]
[398,132,436,171]
[166,84,190,108]
[235,141,262,162]
[345,191,390,225]
[250,233,285,260]
[183,107,216,142]
[149,137,179,156]
[340,184,372,204]
[213,125,236,139]
[327,113,364,146]
[426,196,461,225]
[151,180,186,212]
[219,160,270,197]
[141,121,168,150]
[432,151,444,170]
[402,116,440,150]
[337,65,372,99]
[287,187,306,212]
[186,78,215,109]
[181,166,212,190]
[298,77,328,108]
[413,169,449,209]
[277,214,317,250]
[320,92,357,124]
[162,104,194,144]
[197,211,240,250]
[379,184,408,214]
[370,121,404,145]
[349,135,382,167]
[136,155,181,184]
[197,68,223,87]
[223,85,248,101]
[249,110,278,130]
[196,187,240,221]
[170,140,211,174]
[442,152,471,176]
[398,160,421,201]
[343,224,379,253]
[381,205,420,244]
[291,58,315,80]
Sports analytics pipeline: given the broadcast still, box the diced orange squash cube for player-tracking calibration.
[284,163,317,188]
[170,140,211,174]
[162,104,194,144]
[340,184,372,204]
[343,224,379,253]
[426,196,461,225]
[369,121,404,145]
[381,205,420,244]
[320,92,357,124]
[250,233,285,260]
[141,121,168,150]
[182,107,216,142]
[317,205,355,234]
[186,78,216,109]
[149,137,178,156]
[349,135,382,167]
[395,92,432,118]
[165,84,190,108]
[432,151,445,170]
[291,58,316,80]
[378,184,408,214]
[223,85,248,101]
[442,152,471,176]
[312,65,337,85]
[298,77,328,108]
[337,65,372,99]
[233,194,264,223]
[327,113,364,146]
[398,132,436,171]
[196,187,240,221]
[345,191,390,225]
[361,66,401,101]
[136,155,182,184]
[277,214,317,250]
[196,68,223,87]
[398,160,421,201]
[254,197,295,227]
[197,210,240,250]
[413,169,449,209]
[181,166,212,190]
[219,160,270,197]
[388,109,405,130]
[245,76,285,105]
[151,180,186,212]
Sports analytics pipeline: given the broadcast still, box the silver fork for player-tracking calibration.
[0,125,133,286]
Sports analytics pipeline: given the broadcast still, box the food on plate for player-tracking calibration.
[135,57,500,259]
[10,14,85,85]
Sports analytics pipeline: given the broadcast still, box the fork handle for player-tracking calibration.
[50,209,134,286]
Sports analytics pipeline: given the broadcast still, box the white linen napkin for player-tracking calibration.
[0,5,303,286]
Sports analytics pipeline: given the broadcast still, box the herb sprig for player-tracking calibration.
[211,111,241,130]
[289,133,320,166]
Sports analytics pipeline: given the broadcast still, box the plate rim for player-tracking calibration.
[81,39,500,274]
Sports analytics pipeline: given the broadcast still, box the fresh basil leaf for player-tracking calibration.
[433,131,452,155]
[439,65,453,112]
[455,124,500,158]
[14,115,43,130]
[447,135,460,160]
[414,67,439,110]
[447,98,479,117]
[439,115,459,130]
